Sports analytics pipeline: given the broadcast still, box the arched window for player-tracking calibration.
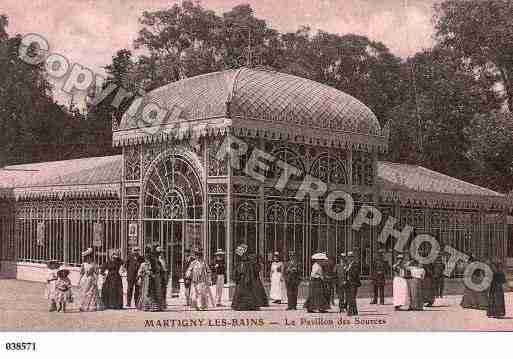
[267,148,305,181]
[310,154,347,184]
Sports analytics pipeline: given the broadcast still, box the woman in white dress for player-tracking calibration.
[270,252,285,304]
[392,254,410,310]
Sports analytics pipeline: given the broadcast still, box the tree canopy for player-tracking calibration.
[2,1,513,192]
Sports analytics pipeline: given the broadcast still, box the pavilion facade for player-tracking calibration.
[0,67,510,293]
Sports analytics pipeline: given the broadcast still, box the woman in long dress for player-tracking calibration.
[408,260,425,311]
[137,251,162,312]
[78,248,102,312]
[304,253,330,313]
[251,254,269,307]
[487,261,506,318]
[231,244,260,311]
[392,254,410,310]
[100,249,124,309]
[270,252,285,304]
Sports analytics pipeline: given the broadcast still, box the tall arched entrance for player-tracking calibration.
[142,151,204,293]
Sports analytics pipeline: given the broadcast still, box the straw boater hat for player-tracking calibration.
[81,247,93,258]
[235,244,248,257]
[311,252,328,260]
[215,249,225,256]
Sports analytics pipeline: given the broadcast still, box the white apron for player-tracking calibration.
[393,276,410,307]
[270,261,284,301]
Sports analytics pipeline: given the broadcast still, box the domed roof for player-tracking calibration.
[117,67,381,137]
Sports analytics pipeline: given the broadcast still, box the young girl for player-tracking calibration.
[46,260,59,312]
[55,268,72,313]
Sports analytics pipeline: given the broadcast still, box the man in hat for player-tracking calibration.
[183,249,195,306]
[125,247,144,308]
[283,251,300,310]
[345,251,361,316]
[214,249,226,307]
[335,253,348,312]
[370,249,388,305]
[155,245,169,309]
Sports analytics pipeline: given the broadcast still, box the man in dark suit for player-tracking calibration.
[370,249,387,305]
[346,252,362,317]
[335,253,347,312]
[183,249,195,306]
[283,251,300,310]
[432,256,446,299]
[345,251,361,316]
[125,246,144,308]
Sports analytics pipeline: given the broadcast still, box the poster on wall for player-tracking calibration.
[93,222,104,247]
[128,221,138,246]
[36,221,44,246]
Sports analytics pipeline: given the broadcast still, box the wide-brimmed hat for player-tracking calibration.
[312,252,328,260]
[81,247,93,258]
[340,252,346,258]
[235,244,248,257]
[57,266,70,277]
[47,260,59,269]
[215,249,225,256]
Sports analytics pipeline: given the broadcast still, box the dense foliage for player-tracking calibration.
[1,0,512,192]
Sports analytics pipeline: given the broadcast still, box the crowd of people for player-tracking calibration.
[44,246,508,319]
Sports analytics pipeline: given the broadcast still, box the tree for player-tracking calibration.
[385,47,503,179]
[275,30,406,124]
[466,112,513,192]
[434,0,513,111]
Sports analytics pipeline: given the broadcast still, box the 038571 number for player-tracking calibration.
[5,342,36,351]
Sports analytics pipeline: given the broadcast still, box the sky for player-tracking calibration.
[2,0,440,105]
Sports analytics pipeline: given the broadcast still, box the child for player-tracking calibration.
[55,268,72,313]
[46,260,59,312]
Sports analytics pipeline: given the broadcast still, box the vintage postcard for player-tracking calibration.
[0,0,512,343]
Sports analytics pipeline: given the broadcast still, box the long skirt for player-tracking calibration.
[487,287,505,317]
[304,278,330,312]
[409,278,424,310]
[101,272,123,309]
[270,273,283,301]
[393,277,410,307]
[461,287,488,310]
[138,276,162,312]
[254,277,269,307]
[79,275,101,311]
[191,282,209,310]
[232,281,259,311]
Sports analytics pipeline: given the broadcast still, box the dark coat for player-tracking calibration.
[371,259,387,285]
[487,271,506,317]
[346,261,361,288]
[126,254,144,281]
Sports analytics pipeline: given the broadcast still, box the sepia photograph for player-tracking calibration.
[0,0,512,351]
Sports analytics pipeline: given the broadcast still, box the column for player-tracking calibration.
[225,135,232,284]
